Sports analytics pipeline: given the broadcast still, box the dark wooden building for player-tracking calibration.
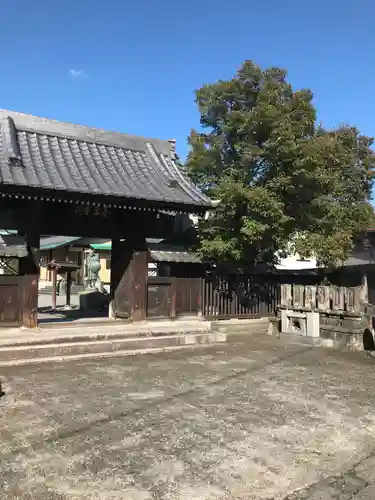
[0,110,211,327]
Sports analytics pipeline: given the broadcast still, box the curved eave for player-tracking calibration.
[0,185,211,216]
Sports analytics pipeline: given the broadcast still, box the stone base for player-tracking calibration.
[281,309,319,338]
[320,330,365,351]
[271,309,374,351]
[267,318,280,337]
[79,291,109,311]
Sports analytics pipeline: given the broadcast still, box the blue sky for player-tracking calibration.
[1,0,374,160]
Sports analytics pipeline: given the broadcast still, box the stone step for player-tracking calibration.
[0,342,226,367]
[0,317,273,366]
[0,318,211,347]
[0,332,226,366]
[0,320,212,348]
[211,318,270,334]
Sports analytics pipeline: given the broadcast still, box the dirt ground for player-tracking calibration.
[1,334,375,499]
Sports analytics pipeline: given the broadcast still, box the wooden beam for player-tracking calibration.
[0,197,177,239]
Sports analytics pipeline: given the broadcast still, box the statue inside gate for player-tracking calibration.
[85,249,102,290]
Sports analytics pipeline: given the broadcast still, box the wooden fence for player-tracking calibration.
[147,277,201,318]
[201,274,280,320]
[0,275,38,327]
[146,274,280,320]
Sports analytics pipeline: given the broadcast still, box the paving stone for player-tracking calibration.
[352,485,375,499]
[355,455,375,484]
[1,335,375,499]
[307,491,333,500]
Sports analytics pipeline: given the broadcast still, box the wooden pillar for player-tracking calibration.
[110,238,147,321]
[48,250,53,281]
[51,268,57,310]
[80,249,85,285]
[170,277,177,318]
[131,249,148,322]
[66,271,72,308]
[19,233,40,328]
[110,239,131,319]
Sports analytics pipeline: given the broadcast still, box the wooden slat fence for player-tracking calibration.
[201,274,280,319]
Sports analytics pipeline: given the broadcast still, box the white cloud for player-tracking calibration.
[69,69,87,79]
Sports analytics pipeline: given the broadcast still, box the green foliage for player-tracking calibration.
[186,60,375,269]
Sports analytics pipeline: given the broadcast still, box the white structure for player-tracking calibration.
[275,252,318,271]
[185,214,321,271]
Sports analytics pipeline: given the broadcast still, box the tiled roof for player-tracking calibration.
[0,244,27,258]
[149,249,201,264]
[89,240,201,263]
[0,234,27,258]
[0,110,211,212]
[39,236,83,250]
[90,238,164,251]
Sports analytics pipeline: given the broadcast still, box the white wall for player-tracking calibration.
[187,214,320,271]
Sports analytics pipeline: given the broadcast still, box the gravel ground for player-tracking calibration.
[1,334,375,499]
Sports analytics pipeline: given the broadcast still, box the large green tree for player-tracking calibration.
[186,60,375,269]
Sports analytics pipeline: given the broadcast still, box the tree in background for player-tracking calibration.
[186,60,375,269]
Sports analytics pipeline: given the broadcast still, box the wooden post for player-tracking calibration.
[110,238,147,321]
[66,270,72,308]
[170,277,177,318]
[110,239,131,319]
[19,233,40,328]
[197,278,204,317]
[48,250,53,281]
[51,267,57,310]
[130,249,148,322]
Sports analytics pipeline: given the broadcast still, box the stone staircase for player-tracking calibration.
[0,317,270,366]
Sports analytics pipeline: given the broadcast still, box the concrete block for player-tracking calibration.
[304,285,316,309]
[280,284,292,308]
[306,312,320,338]
[317,286,330,310]
[292,285,305,308]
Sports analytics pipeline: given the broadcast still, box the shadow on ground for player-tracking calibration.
[37,306,109,324]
